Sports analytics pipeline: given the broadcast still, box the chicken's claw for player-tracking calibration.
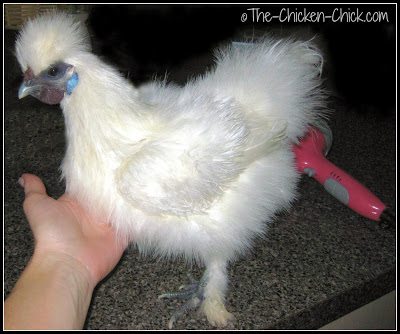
[158,273,207,328]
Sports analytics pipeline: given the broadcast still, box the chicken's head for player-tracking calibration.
[15,12,90,105]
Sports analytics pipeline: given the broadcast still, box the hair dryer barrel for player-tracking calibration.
[293,126,389,224]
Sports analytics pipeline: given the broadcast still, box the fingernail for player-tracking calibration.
[18,176,25,188]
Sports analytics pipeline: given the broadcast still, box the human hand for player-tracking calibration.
[19,173,127,286]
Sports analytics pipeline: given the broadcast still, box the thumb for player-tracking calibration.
[19,174,50,226]
[19,173,48,198]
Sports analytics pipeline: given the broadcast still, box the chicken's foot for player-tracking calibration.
[158,273,206,329]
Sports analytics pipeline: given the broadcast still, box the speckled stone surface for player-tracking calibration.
[4,28,395,330]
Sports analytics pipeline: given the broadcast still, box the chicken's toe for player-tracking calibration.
[158,273,205,328]
[159,272,234,328]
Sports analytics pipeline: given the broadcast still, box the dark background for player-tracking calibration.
[4,4,396,330]
[86,4,395,115]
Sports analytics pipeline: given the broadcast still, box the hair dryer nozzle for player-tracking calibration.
[315,124,333,156]
[294,125,333,175]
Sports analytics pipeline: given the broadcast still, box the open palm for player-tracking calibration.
[20,173,127,284]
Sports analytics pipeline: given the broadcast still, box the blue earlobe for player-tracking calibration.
[66,73,79,95]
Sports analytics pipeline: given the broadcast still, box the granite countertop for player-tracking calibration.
[4,27,396,329]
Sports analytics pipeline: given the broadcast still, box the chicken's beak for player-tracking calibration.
[18,67,42,99]
[18,81,39,99]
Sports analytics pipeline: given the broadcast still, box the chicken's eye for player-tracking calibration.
[47,66,59,77]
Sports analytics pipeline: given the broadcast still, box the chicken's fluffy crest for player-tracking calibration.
[15,12,91,74]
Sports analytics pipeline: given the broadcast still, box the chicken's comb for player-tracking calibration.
[24,67,34,81]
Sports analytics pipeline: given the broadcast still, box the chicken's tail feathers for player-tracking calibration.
[208,35,330,143]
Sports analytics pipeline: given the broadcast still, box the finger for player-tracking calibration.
[19,173,48,197]
[20,174,50,222]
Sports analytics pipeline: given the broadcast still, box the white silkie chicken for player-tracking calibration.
[16,12,328,328]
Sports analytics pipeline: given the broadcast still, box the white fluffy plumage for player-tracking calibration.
[16,12,328,327]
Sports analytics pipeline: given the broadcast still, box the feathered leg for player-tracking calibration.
[200,259,235,327]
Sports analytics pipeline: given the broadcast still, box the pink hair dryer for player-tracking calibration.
[293,126,394,227]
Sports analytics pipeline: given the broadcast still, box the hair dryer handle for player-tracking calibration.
[299,155,386,222]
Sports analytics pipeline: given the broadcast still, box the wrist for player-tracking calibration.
[5,250,95,329]
[30,249,96,298]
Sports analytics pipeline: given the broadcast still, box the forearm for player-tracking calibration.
[5,251,95,329]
